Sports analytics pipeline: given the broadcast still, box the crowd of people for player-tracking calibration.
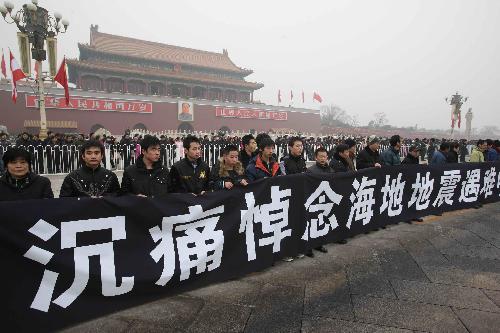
[1,132,499,258]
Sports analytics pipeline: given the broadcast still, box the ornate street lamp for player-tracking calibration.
[0,0,69,139]
[445,91,468,138]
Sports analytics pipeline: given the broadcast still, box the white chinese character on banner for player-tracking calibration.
[380,173,406,217]
[24,217,133,312]
[103,101,113,110]
[240,186,292,261]
[149,205,224,284]
[77,99,88,109]
[347,176,377,229]
[432,170,461,207]
[302,181,343,241]
[480,167,497,199]
[115,102,125,110]
[459,169,481,203]
[139,103,148,112]
[91,100,101,109]
[408,172,434,210]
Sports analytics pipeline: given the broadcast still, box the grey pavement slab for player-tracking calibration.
[301,317,413,333]
[352,295,468,332]
[453,308,500,333]
[390,279,500,312]
[244,283,304,333]
[186,301,252,333]
[420,265,500,290]
[183,279,262,307]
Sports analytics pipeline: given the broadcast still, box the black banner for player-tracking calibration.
[1,162,500,331]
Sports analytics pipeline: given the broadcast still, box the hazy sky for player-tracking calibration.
[1,0,499,130]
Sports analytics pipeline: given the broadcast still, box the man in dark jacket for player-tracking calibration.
[402,145,420,164]
[446,142,460,163]
[380,135,401,166]
[427,138,436,161]
[0,148,53,201]
[121,135,170,197]
[356,137,382,170]
[239,134,257,169]
[330,144,356,173]
[60,140,120,198]
[280,136,307,175]
[246,137,281,182]
[307,147,333,174]
[168,135,210,195]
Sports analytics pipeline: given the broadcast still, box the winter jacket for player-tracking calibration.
[280,154,307,175]
[120,155,170,197]
[239,149,257,170]
[0,172,53,201]
[401,154,419,164]
[379,147,401,166]
[329,153,355,173]
[168,157,210,194]
[430,151,448,165]
[469,147,485,163]
[209,159,247,190]
[307,162,333,174]
[446,150,459,164]
[486,148,498,162]
[246,154,281,182]
[356,146,380,170]
[60,165,120,197]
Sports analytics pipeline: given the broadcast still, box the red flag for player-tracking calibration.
[290,90,293,101]
[457,112,461,128]
[302,91,304,103]
[451,110,455,129]
[313,92,323,103]
[9,50,27,103]
[278,89,282,104]
[1,49,6,79]
[54,57,69,105]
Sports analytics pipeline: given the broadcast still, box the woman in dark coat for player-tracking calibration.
[0,148,53,201]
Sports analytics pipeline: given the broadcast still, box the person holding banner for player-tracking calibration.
[0,148,53,201]
[168,135,210,195]
[239,134,257,169]
[430,142,450,165]
[307,147,333,174]
[59,140,120,198]
[209,144,248,190]
[279,136,307,175]
[380,135,402,166]
[120,135,170,197]
[246,137,282,182]
[330,144,356,173]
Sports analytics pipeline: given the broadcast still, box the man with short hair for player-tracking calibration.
[402,145,420,164]
[485,139,498,161]
[246,137,281,182]
[280,136,307,175]
[380,135,401,166]
[239,134,257,169]
[121,135,170,197]
[168,135,210,195]
[344,138,357,169]
[469,139,487,162]
[0,148,53,201]
[330,144,356,173]
[446,142,460,163]
[356,137,382,170]
[60,140,120,197]
[307,147,333,174]
[430,142,450,164]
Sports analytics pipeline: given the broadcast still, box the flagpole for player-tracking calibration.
[37,60,48,140]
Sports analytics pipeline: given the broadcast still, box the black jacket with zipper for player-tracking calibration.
[120,155,170,197]
[59,165,120,197]
[0,172,53,201]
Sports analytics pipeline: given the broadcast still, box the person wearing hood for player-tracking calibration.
[380,135,402,166]
[356,137,382,170]
[330,143,356,173]
[121,135,170,197]
[168,135,210,195]
[0,148,53,201]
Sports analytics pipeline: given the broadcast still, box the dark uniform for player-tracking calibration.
[356,146,380,170]
[280,154,307,175]
[59,165,120,197]
[168,157,210,194]
[120,155,170,197]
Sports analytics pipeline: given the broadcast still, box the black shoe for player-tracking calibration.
[306,250,315,258]
[474,204,482,209]
[315,245,328,253]
[381,226,386,229]
[414,218,424,222]
[405,220,413,224]
[336,239,348,244]
[435,213,442,216]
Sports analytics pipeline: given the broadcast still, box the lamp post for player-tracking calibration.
[0,0,69,139]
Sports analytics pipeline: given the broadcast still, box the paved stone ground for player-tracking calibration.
[57,201,500,333]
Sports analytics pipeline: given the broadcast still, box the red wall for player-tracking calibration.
[0,89,320,135]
